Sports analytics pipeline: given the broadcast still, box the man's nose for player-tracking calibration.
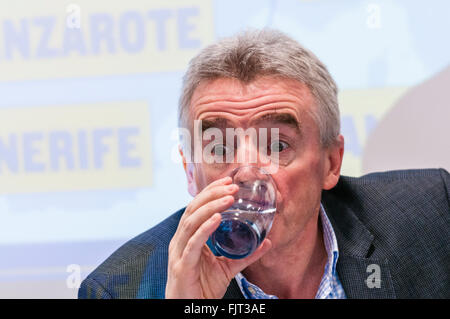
[229,165,274,206]
[231,135,279,174]
[232,165,255,187]
[234,136,264,167]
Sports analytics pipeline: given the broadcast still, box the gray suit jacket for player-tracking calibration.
[78,169,450,299]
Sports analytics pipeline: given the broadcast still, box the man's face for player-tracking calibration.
[183,76,343,253]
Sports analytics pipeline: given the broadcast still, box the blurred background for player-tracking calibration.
[0,0,448,298]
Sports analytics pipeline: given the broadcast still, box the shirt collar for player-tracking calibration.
[319,203,340,277]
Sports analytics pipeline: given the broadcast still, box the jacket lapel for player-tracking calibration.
[322,189,396,299]
[223,278,244,299]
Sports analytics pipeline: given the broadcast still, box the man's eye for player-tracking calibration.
[270,140,289,153]
[212,144,230,156]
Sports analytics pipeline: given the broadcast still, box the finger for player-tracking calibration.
[183,176,233,218]
[181,212,222,267]
[172,194,234,258]
[204,175,232,191]
[225,239,273,276]
[174,181,237,245]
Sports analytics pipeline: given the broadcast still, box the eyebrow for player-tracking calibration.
[200,112,301,133]
[201,118,230,132]
[250,112,301,133]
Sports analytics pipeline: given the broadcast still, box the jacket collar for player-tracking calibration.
[322,186,396,299]
[321,189,374,258]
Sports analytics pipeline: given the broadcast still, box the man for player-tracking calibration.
[79,29,449,299]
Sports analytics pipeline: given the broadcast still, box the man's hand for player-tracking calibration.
[165,176,272,299]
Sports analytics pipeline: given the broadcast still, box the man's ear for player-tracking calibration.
[179,145,198,197]
[323,134,345,190]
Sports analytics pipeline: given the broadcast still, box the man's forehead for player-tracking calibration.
[189,76,314,134]
[190,76,313,105]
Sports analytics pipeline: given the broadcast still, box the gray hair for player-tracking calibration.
[178,28,340,147]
